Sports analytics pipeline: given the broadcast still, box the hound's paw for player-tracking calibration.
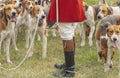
[88,41,93,47]
[80,42,85,47]
[7,60,13,65]
[28,52,33,57]
[15,48,19,51]
[104,65,110,72]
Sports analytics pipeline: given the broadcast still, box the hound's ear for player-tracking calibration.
[106,27,109,32]
[85,4,88,11]
[106,27,110,36]
[0,10,4,18]
[105,22,112,28]
[83,2,88,11]
[30,7,35,17]
[84,2,88,11]
[42,6,46,15]
[118,26,120,30]
[5,0,10,4]
[23,0,27,7]
[22,0,28,13]
[107,7,113,15]
[0,5,5,19]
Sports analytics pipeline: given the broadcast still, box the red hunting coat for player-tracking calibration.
[47,0,87,22]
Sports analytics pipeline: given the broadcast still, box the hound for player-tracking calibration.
[28,4,47,58]
[99,0,108,5]
[5,0,22,51]
[80,2,101,47]
[0,4,18,64]
[97,4,120,19]
[95,15,120,73]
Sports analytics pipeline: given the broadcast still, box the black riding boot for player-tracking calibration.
[54,37,75,69]
[54,52,75,77]
[54,63,65,69]
[54,38,75,77]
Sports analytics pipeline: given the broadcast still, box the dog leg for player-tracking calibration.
[5,38,12,64]
[12,31,19,51]
[77,23,82,37]
[117,47,120,78]
[96,40,101,61]
[40,30,47,58]
[25,30,30,48]
[37,33,41,41]
[28,32,34,57]
[52,29,56,37]
[88,22,95,47]
[80,23,86,47]
[0,41,1,51]
[118,52,120,78]
[104,39,112,72]
[0,36,2,51]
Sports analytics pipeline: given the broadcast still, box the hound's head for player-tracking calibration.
[0,4,5,18]
[34,0,39,5]
[4,4,18,22]
[43,0,51,6]
[107,25,120,47]
[30,5,46,25]
[82,2,88,11]
[24,0,34,12]
[0,3,5,11]
[97,5,113,19]
[29,0,39,5]
[112,1,120,6]
[5,0,22,7]
[5,0,22,14]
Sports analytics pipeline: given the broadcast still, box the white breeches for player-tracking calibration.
[59,23,77,40]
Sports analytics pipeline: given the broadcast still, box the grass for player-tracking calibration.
[0,0,119,78]
[0,31,119,78]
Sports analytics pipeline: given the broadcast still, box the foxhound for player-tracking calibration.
[97,4,120,19]
[80,2,101,47]
[0,4,18,64]
[28,4,47,58]
[95,15,120,75]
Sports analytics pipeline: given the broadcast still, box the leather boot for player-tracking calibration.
[54,63,65,69]
[54,38,75,77]
[54,65,75,77]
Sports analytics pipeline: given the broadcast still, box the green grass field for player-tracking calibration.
[0,0,119,78]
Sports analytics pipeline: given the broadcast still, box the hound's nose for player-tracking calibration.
[19,3,22,7]
[30,6,33,9]
[12,12,16,16]
[97,15,101,19]
[113,38,117,41]
[42,15,45,19]
[35,2,38,4]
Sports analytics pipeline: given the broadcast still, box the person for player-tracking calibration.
[47,0,86,77]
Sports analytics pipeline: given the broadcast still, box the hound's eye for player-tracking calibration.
[38,9,40,12]
[14,7,17,9]
[8,2,11,4]
[0,4,4,6]
[20,0,23,2]
[98,9,100,12]
[28,2,30,5]
[116,31,119,34]
[102,10,105,13]
[14,1,17,3]
[110,30,113,33]
[7,7,11,10]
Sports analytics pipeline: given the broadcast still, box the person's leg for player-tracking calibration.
[54,37,75,69]
[54,23,76,77]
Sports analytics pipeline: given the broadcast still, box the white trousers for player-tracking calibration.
[59,23,77,40]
